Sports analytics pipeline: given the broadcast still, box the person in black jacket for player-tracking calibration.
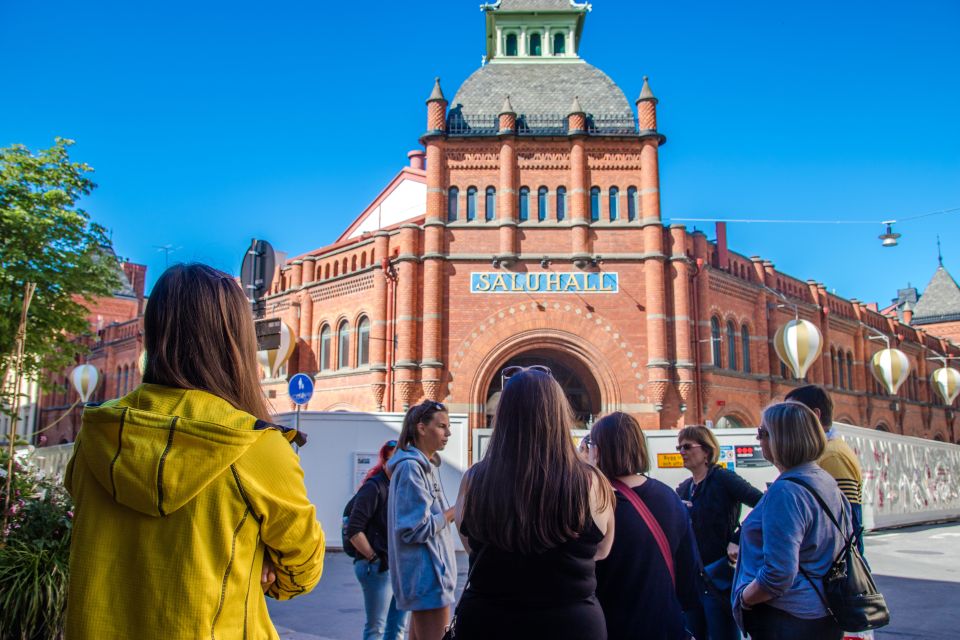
[676,425,763,640]
[347,440,409,640]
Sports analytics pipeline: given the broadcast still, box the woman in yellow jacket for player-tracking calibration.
[65,263,325,639]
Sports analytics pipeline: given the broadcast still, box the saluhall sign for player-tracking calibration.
[470,272,619,294]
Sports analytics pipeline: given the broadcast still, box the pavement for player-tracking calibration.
[268,522,960,639]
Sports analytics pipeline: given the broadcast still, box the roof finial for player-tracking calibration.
[938,234,943,267]
[569,95,584,115]
[426,77,446,103]
[637,75,657,103]
[499,95,515,116]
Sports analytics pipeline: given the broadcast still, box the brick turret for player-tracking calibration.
[636,76,658,131]
[426,77,447,134]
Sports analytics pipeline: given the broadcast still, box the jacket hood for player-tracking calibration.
[76,383,303,518]
[387,446,436,475]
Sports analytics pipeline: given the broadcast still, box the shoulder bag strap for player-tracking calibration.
[611,479,675,588]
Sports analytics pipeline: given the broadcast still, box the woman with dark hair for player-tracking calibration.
[590,412,701,640]
[451,367,615,640]
[346,439,407,640]
[732,402,849,639]
[65,263,325,639]
[387,401,456,640]
[676,424,762,640]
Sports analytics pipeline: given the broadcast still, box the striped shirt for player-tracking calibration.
[819,433,863,504]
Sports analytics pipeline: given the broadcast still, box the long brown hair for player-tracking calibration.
[142,263,272,421]
[462,370,610,554]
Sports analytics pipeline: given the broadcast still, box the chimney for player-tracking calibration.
[715,222,729,271]
[407,149,426,171]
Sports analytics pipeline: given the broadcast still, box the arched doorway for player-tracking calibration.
[484,348,601,428]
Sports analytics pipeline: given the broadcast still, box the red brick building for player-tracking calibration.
[37,255,146,443]
[884,261,960,347]
[257,0,959,447]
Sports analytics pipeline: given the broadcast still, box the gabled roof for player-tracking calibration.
[334,167,427,243]
[912,265,960,324]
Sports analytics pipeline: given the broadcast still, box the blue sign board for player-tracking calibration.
[288,373,314,406]
[470,271,619,294]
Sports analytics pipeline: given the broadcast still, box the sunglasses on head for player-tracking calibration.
[411,401,446,424]
[501,364,553,389]
[756,427,769,440]
[386,440,398,448]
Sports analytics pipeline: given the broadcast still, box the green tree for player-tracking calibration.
[0,138,120,380]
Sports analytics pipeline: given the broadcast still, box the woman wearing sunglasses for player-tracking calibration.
[451,366,615,639]
[732,402,849,639]
[346,439,408,640]
[387,401,456,640]
[675,425,762,640]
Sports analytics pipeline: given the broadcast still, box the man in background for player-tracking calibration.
[786,384,865,553]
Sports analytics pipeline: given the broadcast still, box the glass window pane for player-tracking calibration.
[467,187,477,221]
[319,326,331,371]
[506,33,518,56]
[485,187,496,221]
[538,187,548,221]
[742,325,751,373]
[711,317,722,366]
[627,186,637,221]
[530,33,542,56]
[609,187,619,221]
[727,321,737,370]
[447,187,458,222]
[590,187,600,222]
[337,322,349,369]
[518,187,529,222]
[357,317,370,367]
[553,33,565,55]
[556,187,566,221]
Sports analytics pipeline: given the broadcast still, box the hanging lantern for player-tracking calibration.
[870,348,911,395]
[931,367,960,405]
[257,320,296,379]
[71,364,100,403]
[773,319,823,379]
[138,350,148,375]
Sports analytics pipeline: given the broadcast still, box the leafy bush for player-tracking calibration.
[0,447,72,640]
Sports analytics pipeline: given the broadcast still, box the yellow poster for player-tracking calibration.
[657,453,684,469]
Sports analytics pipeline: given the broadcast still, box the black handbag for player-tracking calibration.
[441,545,487,640]
[784,477,890,632]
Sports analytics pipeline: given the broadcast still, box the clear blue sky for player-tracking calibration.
[2,0,958,306]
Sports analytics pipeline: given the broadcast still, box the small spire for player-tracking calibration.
[426,77,446,103]
[637,75,657,103]
[499,95,515,116]
[568,95,584,115]
[938,234,943,267]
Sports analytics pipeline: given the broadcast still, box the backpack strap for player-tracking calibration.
[611,479,675,588]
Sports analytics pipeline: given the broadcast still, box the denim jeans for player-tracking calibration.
[354,558,408,640]
[742,604,842,640]
[685,574,742,640]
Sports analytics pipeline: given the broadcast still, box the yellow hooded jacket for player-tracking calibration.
[64,384,325,639]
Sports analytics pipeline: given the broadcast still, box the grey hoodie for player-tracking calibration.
[386,446,457,611]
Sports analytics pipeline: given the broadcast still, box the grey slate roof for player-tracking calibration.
[450,62,633,122]
[488,0,584,11]
[912,266,960,324]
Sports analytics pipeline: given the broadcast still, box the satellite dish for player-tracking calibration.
[240,239,276,303]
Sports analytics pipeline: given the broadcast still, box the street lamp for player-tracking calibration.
[879,221,900,247]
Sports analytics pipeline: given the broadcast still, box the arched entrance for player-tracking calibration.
[483,348,602,428]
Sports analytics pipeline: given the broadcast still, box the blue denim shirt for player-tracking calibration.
[732,463,851,622]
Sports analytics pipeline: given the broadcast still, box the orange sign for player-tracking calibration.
[657,453,684,469]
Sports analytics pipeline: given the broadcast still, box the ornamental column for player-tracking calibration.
[370,232,390,410]
[394,224,421,409]
[670,225,694,421]
[498,96,518,262]
[568,97,590,260]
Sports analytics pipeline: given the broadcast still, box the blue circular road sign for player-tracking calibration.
[288,373,314,406]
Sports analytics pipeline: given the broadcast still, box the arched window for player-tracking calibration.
[627,186,638,221]
[360,252,367,268]
[122,365,130,395]
[741,325,751,373]
[505,33,518,56]
[537,187,548,221]
[356,316,370,367]
[838,353,845,390]
[716,415,745,429]
[553,32,566,55]
[466,186,477,221]
[556,187,566,221]
[333,262,339,277]
[830,348,838,386]
[529,32,542,56]
[847,352,854,389]
[319,325,331,371]
[710,317,722,366]
[609,187,619,221]
[324,263,330,279]
[726,320,737,370]
[115,366,122,398]
[518,187,529,222]
[485,187,496,221]
[337,320,350,369]
[447,187,459,222]
[590,187,600,222]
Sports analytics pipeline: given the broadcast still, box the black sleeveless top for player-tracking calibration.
[453,518,607,640]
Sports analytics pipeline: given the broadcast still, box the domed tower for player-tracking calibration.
[421,0,676,430]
